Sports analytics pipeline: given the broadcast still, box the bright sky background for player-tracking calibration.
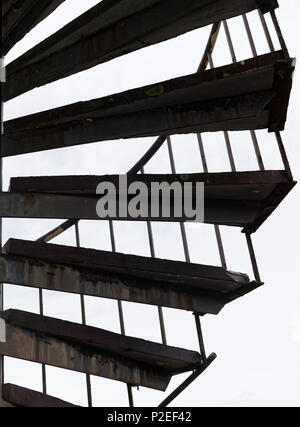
[2,0,300,407]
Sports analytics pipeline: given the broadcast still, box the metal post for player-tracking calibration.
[197,134,208,173]
[167,137,191,264]
[75,222,93,408]
[224,16,265,170]
[224,16,261,171]
[274,131,293,178]
[38,289,47,394]
[245,233,261,283]
[223,131,237,173]
[197,132,228,270]
[270,9,289,57]
[141,168,167,345]
[207,52,237,172]
[108,220,134,408]
[258,10,275,52]
[194,314,207,366]
[242,14,258,56]
[223,20,237,62]
[214,224,227,270]
[250,130,265,171]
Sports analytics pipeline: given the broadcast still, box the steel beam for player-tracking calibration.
[9,169,293,195]
[2,0,66,55]
[0,309,202,391]
[5,170,297,232]
[0,255,262,316]
[2,52,294,157]
[2,238,259,293]
[0,190,288,230]
[1,383,78,407]
[4,0,279,100]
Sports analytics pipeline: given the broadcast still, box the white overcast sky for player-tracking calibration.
[2,0,300,407]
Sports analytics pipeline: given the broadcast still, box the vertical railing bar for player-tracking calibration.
[197,136,228,269]
[250,130,265,171]
[179,222,191,264]
[258,10,293,176]
[274,131,293,178]
[166,136,176,176]
[207,52,237,172]
[223,20,237,62]
[197,132,228,269]
[108,220,134,408]
[109,220,117,253]
[241,14,265,170]
[258,10,275,52]
[194,314,207,366]
[109,221,125,331]
[213,225,228,270]
[197,134,209,173]
[245,233,261,283]
[157,306,167,345]
[108,221,126,337]
[242,14,258,57]
[269,9,289,57]
[141,167,167,345]
[223,130,237,172]
[75,222,93,408]
[80,293,87,326]
[38,289,47,394]
[226,15,265,171]
[166,137,191,263]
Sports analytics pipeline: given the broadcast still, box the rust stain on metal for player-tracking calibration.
[0,310,203,391]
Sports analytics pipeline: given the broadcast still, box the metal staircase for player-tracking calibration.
[0,0,296,407]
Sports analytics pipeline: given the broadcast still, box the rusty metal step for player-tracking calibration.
[3,0,279,100]
[0,309,207,391]
[1,384,78,407]
[0,239,262,315]
[4,170,296,233]
[2,0,66,55]
[2,51,294,157]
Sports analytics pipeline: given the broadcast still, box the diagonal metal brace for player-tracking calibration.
[158,353,217,408]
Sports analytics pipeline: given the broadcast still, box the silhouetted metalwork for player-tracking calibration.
[0,0,296,408]
[3,51,294,157]
[4,170,296,233]
[3,0,279,100]
[1,239,262,315]
[2,0,66,55]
